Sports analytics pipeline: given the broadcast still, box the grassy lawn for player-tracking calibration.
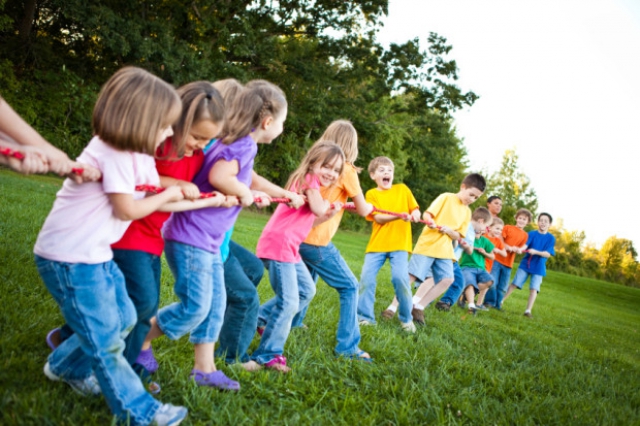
[1,169,639,425]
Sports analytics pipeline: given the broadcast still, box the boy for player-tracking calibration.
[502,212,556,317]
[486,195,503,217]
[484,217,507,275]
[408,173,486,325]
[484,208,532,310]
[458,207,495,312]
[357,157,420,333]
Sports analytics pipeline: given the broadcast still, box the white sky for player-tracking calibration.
[376,0,640,250]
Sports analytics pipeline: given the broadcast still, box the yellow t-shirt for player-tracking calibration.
[365,183,419,253]
[412,193,470,260]
[304,163,363,247]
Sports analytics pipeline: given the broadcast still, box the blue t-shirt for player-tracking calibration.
[519,231,556,276]
[454,223,475,261]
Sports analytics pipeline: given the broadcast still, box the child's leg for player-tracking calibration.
[416,259,455,308]
[494,263,513,308]
[357,252,387,324]
[525,274,543,313]
[295,260,317,316]
[252,260,299,369]
[439,262,465,308]
[476,281,492,306]
[464,286,476,305]
[35,256,162,424]
[216,242,262,364]
[388,251,413,324]
[299,242,365,356]
[412,277,435,303]
[526,290,538,313]
[502,268,528,305]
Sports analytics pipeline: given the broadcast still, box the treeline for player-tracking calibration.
[0,0,478,232]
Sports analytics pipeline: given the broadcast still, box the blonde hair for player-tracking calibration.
[219,79,287,145]
[286,141,345,193]
[212,78,244,106]
[490,217,504,227]
[319,120,358,164]
[163,81,225,158]
[92,67,180,155]
[367,156,394,175]
[472,207,493,224]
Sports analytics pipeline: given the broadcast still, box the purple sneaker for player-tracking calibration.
[135,347,159,374]
[190,369,240,391]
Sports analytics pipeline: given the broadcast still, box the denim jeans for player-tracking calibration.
[252,260,316,364]
[216,241,263,363]
[112,249,161,369]
[35,256,160,425]
[484,262,512,308]
[157,241,225,344]
[294,242,361,355]
[440,262,465,306]
[357,251,413,324]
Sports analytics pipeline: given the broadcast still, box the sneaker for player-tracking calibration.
[435,301,451,312]
[264,355,291,373]
[411,308,425,326]
[135,346,159,374]
[475,304,489,312]
[380,309,395,320]
[153,403,188,426]
[457,296,466,309]
[44,362,101,396]
[524,311,533,318]
[468,305,480,315]
[190,369,240,391]
[401,321,416,333]
[358,319,375,326]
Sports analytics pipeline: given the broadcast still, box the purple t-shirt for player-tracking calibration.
[163,135,257,254]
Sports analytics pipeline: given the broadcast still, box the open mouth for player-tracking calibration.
[382,177,390,185]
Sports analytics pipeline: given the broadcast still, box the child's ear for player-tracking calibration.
[261,116,273,130]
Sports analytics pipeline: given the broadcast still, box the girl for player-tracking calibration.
[252,141,346,373]
[141,81,288,389]
[295,120,375,361]
[35,67,187,426]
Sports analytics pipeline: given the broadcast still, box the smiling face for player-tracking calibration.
[370,164,394,190]
[490,222,504,237]
[537,214,551,233]
[312,154,343,187]
[184,120,222,155]
[515,213,530,229]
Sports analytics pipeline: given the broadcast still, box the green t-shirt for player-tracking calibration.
[459,235,495,270]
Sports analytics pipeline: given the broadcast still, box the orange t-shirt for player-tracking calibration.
[485,235,505,272]
[494,225,528,268]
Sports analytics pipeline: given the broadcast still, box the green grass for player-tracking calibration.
[1,169,640,425]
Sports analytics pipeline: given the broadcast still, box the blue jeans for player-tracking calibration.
[484,262,512,308]
[157,241,225,344]
[216,241,263,363]
[112,249,161,370]
[35,256,160,425]
[440,262,465,306]
[253,260,316,364]
[295,242,361,355]
[357,251,413,324]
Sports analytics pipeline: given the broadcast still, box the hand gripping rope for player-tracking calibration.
[0,147,25,160]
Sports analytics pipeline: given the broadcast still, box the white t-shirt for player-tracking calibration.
[34,137,159,264]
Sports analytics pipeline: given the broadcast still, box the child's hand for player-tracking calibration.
[238,191,254,207]
[68,162,101,183]
[401,213,411,222]
[252,190,271,208]
[285,191,305,209]
[163,185,185,202]
[410,209,421,223]
[177,181,201,200]
[45,148,75,176]
[475,247,487,255]
[205,191,226,207]
[439,225,451,234]
[222,195,240,208]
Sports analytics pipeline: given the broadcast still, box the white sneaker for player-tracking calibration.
[153,403,188,426]
[44,362,101,396]
[401,321,416,333]
[358,320,375,326]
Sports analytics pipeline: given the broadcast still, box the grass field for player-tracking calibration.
[1,169,639,425]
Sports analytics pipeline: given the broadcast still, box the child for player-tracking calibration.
[357,156,420,333]
[458,207,495,312]
[484,217,507,274]
[277,120,374,361]
[408,173,486,325]
[486,195,503,218]
[47,82,229,387]
[34,67,188,425]
[484,208,532,309]
[502,212,556,317]
[142,81,288,389]
[253,142,345,373]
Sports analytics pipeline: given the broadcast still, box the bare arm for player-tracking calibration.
[208,159,253,206]
[305,187,330,217]
[157,192,226,212]
[250,170,305,208]
[527,248,551,258]
[351,193,374,217]
[109,187,184,221]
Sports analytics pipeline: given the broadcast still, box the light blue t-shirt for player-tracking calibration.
[454,223,476,261]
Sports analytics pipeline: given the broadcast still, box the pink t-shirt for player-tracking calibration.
[256,174,321,263]
[34,136,159,264]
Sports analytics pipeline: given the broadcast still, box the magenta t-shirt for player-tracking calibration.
[256,174,321,263]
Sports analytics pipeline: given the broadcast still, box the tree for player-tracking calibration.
[487,148,538,224]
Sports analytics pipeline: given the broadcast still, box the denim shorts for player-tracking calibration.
[461,267,494,291]
[511,268,544,292]
[408,254,453,283]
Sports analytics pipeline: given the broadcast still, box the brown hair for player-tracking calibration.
[472,206,493,224]
[219,80,287,145]
[515,208,533,223]
[212,78,244,106]
[462,173,487,192]
[367,156,394,176]
[92,67,180,155]
[164,81,224,158]
[286,142,345,193]
[319,120,359,164]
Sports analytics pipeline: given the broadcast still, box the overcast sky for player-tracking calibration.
[376,0,640,250]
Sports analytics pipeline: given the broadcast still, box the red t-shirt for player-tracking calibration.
[111,139,205,256]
